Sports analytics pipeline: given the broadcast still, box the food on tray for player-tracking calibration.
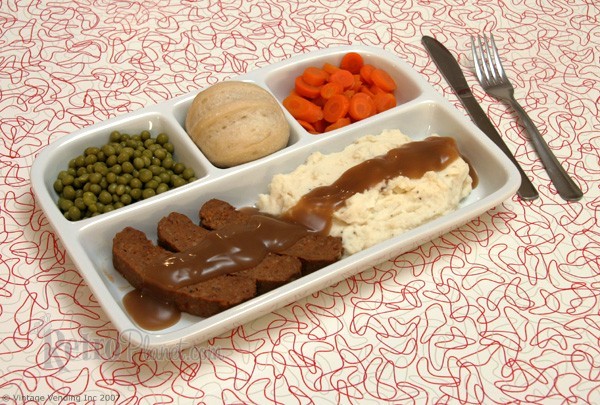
[282,52,397,134]
[185,81,290,167]
[112,199,343,321]
[257,129,474,254]
[53,130,196,221]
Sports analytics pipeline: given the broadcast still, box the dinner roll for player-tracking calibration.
[185,81,290,168]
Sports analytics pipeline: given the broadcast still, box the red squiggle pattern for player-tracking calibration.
[1,0,599,403]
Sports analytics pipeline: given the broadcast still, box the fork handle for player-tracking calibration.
[508,100,583,201]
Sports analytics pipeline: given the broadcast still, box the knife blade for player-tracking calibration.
[421,35,538,200]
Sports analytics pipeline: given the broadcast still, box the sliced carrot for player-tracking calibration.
[323,94,350,123]
[370,68,397,92]
[329,69,355,89]
[325,117,351,132]
[294,76,321,99]
[340,52,364,74]
[373,92,397,113]
[322,62,340,74]
[351,74,363,91]
[302,66,329,86]
[359,85,375,98]
[348,92,375,121]
[369,84,385,95]
[343,89,356,99]
[320,82,344,99]
[313,119,327,133]
[283,94,324,123]
[359,64,376,84]
[311,96,327,107]
[298,120,318,133]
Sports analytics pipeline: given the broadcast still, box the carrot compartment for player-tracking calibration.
[282,52,398,134]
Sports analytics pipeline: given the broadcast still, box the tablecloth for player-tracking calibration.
[1,0,599,403]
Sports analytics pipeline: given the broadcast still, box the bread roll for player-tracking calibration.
[185,81,290,167]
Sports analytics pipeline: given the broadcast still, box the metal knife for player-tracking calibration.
[421,35,538,200]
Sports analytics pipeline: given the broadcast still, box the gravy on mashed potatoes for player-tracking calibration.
[257,129,474,255]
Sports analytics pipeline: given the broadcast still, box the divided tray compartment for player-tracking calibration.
[31,45,520,349]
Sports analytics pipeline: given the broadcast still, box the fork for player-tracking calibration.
[471,34,583,201]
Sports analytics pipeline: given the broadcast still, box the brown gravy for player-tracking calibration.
[123,289,181,331]
[147,214,310,288]
[283,136,470,233]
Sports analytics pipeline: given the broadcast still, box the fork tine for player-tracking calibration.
[471,36,484,83]
[488,33,508,81]
[477,36,492,83]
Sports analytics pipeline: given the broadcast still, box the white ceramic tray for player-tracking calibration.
[31,45,520,350]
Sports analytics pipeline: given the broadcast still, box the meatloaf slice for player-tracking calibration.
[157,212,209,251]
[113,226,256,318]
[156,212,302,294]
[199,199,343,273]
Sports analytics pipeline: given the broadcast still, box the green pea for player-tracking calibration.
[84,154,97,165]
[110,165,122,175]
[173,163,185,174]
[74,198,86,211]
[106,172,117,184]
[138,169,153,183]
[53,179,64,193]
[156,133,168,145]
[120,194,132,205]
[145,179,159,190]
[158,172,171,184]
[62,186,76,200]
[130,188,142,200]
[58,198,73,211]
[149,165,162,176]
[156,183,169,194]
[110,131,121,142]
[129,178,142,189]
[172,176,186,188]
[162,157,174,170]
[163,142,174,154]
[142,188,156,199]
[122,161,134,173]
[153,148,167,160]
[114,202,124,209]
[106,155,117,167]
[117,152,130,164]
[140,130,151,141]
[99,190,112,205]
[115,184,126,196]
[133,157,145,170]
[62,174,74,186]
[78,173,89,184]
[102,144,116,156]
[93,162,108,175]
[89,172,102,184]
[107,183,117,194]
[74,155,85,167]
[182,168,195,180]
[89,184,102,195]
[68,206,81,220]
[82,192,97,206]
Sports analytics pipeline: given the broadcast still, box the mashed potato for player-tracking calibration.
[257,129,473,255]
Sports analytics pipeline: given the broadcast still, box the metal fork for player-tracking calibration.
[471,34,583,201]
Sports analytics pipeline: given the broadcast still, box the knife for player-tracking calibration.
[421,35,538,200]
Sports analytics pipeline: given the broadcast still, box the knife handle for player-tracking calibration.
[460,95,539,200]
